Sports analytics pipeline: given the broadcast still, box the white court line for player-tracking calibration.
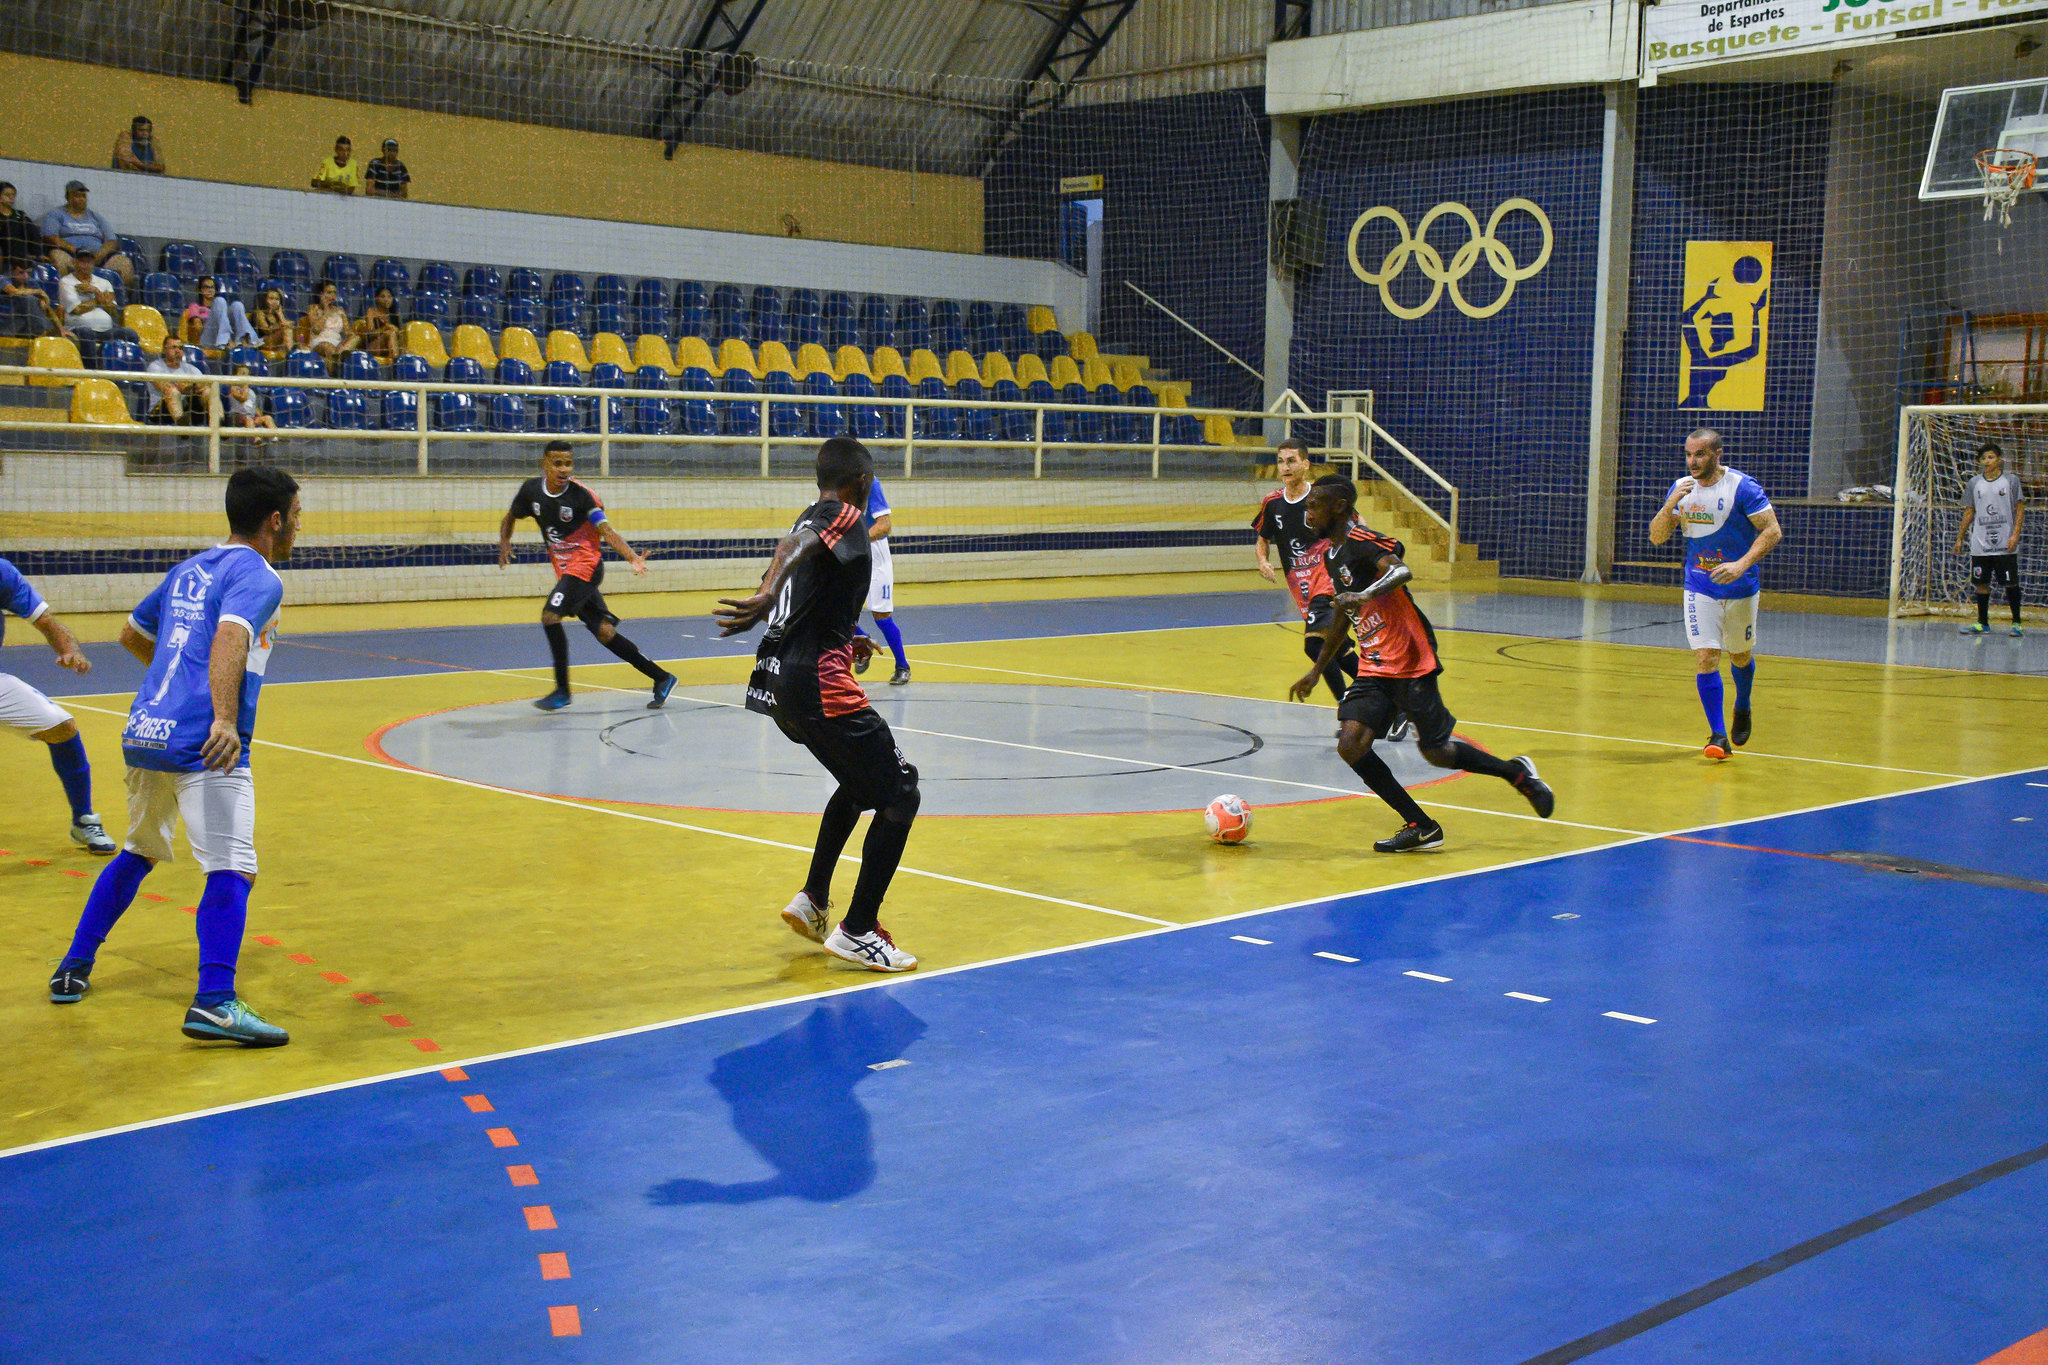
[1505,991,1551,1003]
[7,761,2040,1163]
[1404,970,1453,983]
[1313,951,1360,963]
[1603,1012,1658,1025]
[1230,935,1272,945]
[57,701,1175,930]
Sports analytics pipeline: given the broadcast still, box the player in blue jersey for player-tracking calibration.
[1648,429,1783,759]
[0,558,116,855]
[851,475,911,686]
[48,467,301,1047]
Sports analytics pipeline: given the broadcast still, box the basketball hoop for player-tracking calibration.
[1975,148,2037,228]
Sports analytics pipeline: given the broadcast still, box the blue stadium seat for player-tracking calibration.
[411,292,451,329]
[675,280,708,310]
[1125,384,1158,443]
[586,363,628,432]
[1064,382,1103,442]
[371,258,410,294]
[821,292,853,321]
[543,359,582,388]
[931,299,962,332]
[967,301,997,353]
[824,318,858,350]
[752,310,786,344]
[956,376,993,441]
[548,300,588,335]
[549,273,588,307]
[788,288,820,317]
[993,379,1032,441]
[1170,412,1203,445]
[488,391,531,433]
[1033,329,1068,362]
[879,373,913,438]
[591,275,627,308]
[1100,384,1139,442]
[459,295,498,330]
[445,356,484,385]
[496,356,533,388]
[91,268,126,308]
[503,297,542,331]
[141,272,184,317]
[394,354,433,383]
[506,267,545,300]
[678,367,717,436]
[631,279,670,335]
[225,345,267,377]
[283,349,326,379]
[267,387,312,428]
[761,370,804,438]
[804,373,844,439]
[841,373,884,441]
[417,262,458,294]
[436,357,483,429]
[720,368,761,436]
[335,281,366,314]
[323,388,368,429]
[463,266,502,298]
[116,236,143,268]
[268,251,311,288]
[29,261,58,303]
[591,303,629,337]
[914,375,958,440]
[542,360,584,428]
[323,254,362,287]
[631,367,673,435]
[158,242,204,283]
[98,338,145,373]
[895,299,931,353]
[537,396,580,433]
[787,313,822,346]
[1027,379,1069,441]
[676,305,712,340]
[381,388,417,430]
[933,322,967,355]
[996,305,1028,355]
[340,350,382,383]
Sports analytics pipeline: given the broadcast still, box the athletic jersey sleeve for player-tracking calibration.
[867,479,890,520]
[0,558,47,622]
[509,478,537,521]
[128,574,167,642]
[1251,496,1276,537]
[218,555,283,638]
[1733,475,1772,519]
[2008,473,2025,510]
[807,500,868,564]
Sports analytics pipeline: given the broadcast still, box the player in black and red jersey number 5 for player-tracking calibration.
[1290,475,1555,853]
[715,437,922,973]
[498,440,676,711]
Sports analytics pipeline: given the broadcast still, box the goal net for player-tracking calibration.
[1890,404,2048,618]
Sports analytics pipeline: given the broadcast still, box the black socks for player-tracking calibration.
[544,622,570,692]
[805,788,862,910]
[601,628,667,682]
[842,803,917,937]
[1348,747,1429,826]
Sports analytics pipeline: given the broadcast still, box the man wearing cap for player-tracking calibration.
[41,182,133,287]
[364,139,410,200]
[56,252,141,368]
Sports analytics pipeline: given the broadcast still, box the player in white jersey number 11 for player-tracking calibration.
[1648,428,1783,761]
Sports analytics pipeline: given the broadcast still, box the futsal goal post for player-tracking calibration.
[1889,403,2048,618]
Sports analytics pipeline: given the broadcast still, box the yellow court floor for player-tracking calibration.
[3,609,2043,1153]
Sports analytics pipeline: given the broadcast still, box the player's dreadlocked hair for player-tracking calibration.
[816,436,873,492]
[1311,472,1357,516]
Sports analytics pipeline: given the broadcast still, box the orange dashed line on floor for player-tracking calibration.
[440,1066,469,1082]
[538,1252,571,1281]
[380,1013,412,1028]
[352,992,383,1005]
[486,1127,519,1148]
[409,1038,441,1052]
[320,971,349,984]
[548,1306,582,1337]
[444,1065,576,1341]
[286,953,315,965]
[180,906,196,915]
[506,1164,538,1186]
[523,1205,556,1230]
[59,869,86,878]
[141,892,166,901]
[463,1094,494,1113]
[253,936,281,946]
[25,859,49,867]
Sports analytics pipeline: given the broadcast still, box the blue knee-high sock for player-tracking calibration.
[1731,660,1755,710]
[47,735,93,820]
[874,616,908,670]
[194,871,252,1006]
[62,849,152,970]
[1696,670,1726,734]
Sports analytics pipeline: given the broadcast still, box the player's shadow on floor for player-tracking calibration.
[647,993,926,1207]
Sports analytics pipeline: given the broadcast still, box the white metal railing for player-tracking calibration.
[1324,389,1458,550]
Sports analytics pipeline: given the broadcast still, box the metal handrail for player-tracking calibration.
[1122,281,1265,384]
[1324,391,1458,550]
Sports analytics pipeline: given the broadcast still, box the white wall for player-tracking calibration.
[1,157,1089,321]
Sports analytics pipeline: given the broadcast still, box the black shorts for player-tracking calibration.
[1338,672,1454,748]
[1303,595,1337,639]
[546,567,617,630]
[1971,554,2019,590]
[774,706,919,812]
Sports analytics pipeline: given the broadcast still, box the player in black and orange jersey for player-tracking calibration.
[1254,438,1357,703]
[1290,474,1554,852]
[497,440,676,711]
[716,436,921,973]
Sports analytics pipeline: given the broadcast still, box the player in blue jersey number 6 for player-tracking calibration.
[1648,428,1783,760]
[48,468,302,1047]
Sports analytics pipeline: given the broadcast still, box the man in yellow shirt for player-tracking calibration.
[311,136,358,195]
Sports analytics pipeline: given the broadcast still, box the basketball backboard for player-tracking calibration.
[1920,77,2048,200]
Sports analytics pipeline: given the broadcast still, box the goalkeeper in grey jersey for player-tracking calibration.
[1953,441,2025,637]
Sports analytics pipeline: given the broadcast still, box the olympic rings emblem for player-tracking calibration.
[1345,199,1554,320]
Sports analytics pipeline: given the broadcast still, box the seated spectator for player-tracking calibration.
[224,366,277,438]
[0,183,41,269]
[311,135,359,195]
[365,138,410,199]
[55,252,140,366]
[41,181,134,286]
[251,286,292,355]
[354,284,400,362]
[298,279,356,367]
[182,275,260,352]
[145,336,220,426]
[3,259,67,338]
[111,115,168,175]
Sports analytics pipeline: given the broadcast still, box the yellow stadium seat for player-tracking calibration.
[500,326,545,371]
[1157,381,1191,407]
[716,338,759,378]
[70,378,137,425]
[757,341,798,377]
[1069,331,1099,361]
[545,330,591,372]
[123,304,167,356]
[796,343,836,380]
[405,321,450,369]
[870,347,909,381]
[452,324,497,367]
[1026,305,1059,334]
[980,352,1016,386]
[943,350,979,386]
[834,345,872,380]
[676,336,719,375]
[1015,353,1050,387]
[1111,360,1144,390]
[591,332,633,371]
[907,349,944,383]
[1204,415,1239,446]
[29,336,84,384]
[1081,358,1113,390]
[1048,355,1082,389]
[634,335,679,375]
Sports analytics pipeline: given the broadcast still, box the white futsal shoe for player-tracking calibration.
[780,891,830,944]
[824,925,918,972]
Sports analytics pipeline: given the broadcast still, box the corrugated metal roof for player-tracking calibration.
[1312,0,1587,35]
[1070,0,1268,104]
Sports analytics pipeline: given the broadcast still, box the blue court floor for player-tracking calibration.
[5,771,2045,1364]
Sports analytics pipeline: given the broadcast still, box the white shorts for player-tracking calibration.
[0,673,73,736]
[1683,589,1759,654]
[865,539,894,615]
[123,766,258,876]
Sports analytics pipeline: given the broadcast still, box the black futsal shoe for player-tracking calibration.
[649,672,676,710]
[1374,820,1444,854]
[1509,756,1555,818]
[854,648,870,675]
[1703,733,1731,760]
[533,689,571,711]
[49,965,91,1004]
[890,666,911,686]
[1730,706,1752,747]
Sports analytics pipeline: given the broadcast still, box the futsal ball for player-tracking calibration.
[1204,794,1253,844]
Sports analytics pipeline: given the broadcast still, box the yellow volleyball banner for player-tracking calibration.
[1679,241,1772,411]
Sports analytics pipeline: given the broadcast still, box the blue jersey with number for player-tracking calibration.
[0,556,50,649]
[122,544,284,772]
[1672,467,1772,600]
[865,478,890,540]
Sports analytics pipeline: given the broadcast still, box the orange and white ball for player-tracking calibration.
[1204,794,1252,844]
